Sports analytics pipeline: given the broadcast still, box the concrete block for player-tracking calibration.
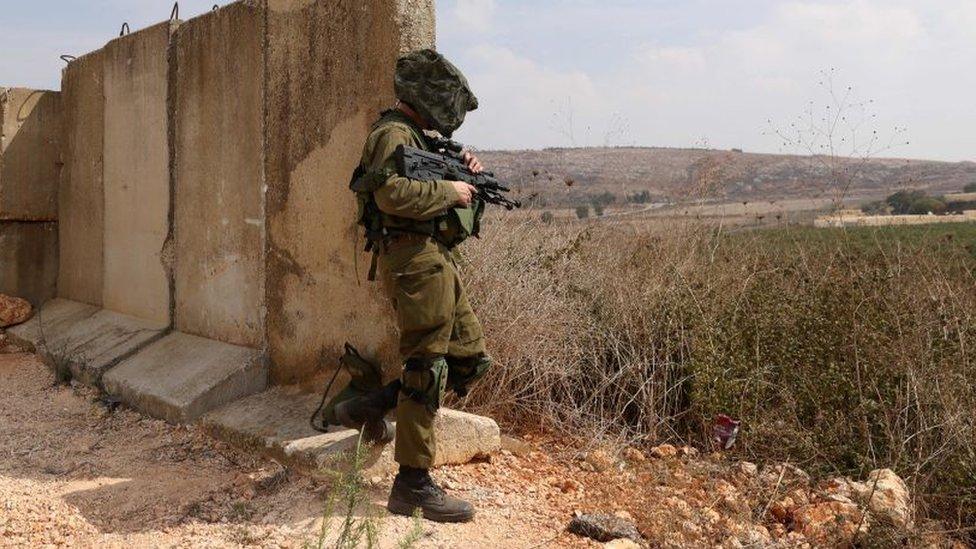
[8,298,165,385]
[58,52,105,307]
[394,0,436,53]
[172,3,264,347]
[7,298,93,348]
[103,331,267,424]
[0,88,62,221]
[264,0,436,383]
[102,22,176,327]
[0,221,57,305]
[201,385,500,477]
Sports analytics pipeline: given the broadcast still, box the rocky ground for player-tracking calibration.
[0,346,962,548]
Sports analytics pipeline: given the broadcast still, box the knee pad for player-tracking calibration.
[400,357,448,414]
[447,355,492,397]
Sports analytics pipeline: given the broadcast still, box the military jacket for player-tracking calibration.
[359,110,459,233]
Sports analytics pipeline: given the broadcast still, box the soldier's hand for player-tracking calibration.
[451,181,478,207]
[462,151,484,174]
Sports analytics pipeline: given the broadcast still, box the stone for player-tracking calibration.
[7,298,166,385]
[622,447,646,463]
[58,50,105,307]
[0,221,57,306]
[586,450,616,472]
[820,469,913,530]
[0,294,31,327]
[102,332,268,424]
[172,3,265,348]
[851,469,913,530]
[102,22,175,326]
[200,385,500,477]
[737,461,758,476]
[0,88,61,221]
[793,501,868,546]
[650,443,678,459]
[567,513,643,543]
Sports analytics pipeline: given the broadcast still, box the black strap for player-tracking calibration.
[367,250,379,282]
[309,367,340,433]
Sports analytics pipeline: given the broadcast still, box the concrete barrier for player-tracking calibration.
[0,221,57,305]
[394,0,436,53]
[201,387,499,478]
[102,22,176,328]
[8,298,166,385]
[264,0,433,384]
[172,3,265,348]
[4,2,493,467]
[0,87,61,307]
[58,51,105,307]
[0,88,62,221]
[103,332,267,423]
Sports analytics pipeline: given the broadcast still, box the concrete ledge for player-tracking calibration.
[102,332,268,424]
[8,298,166,385]
[200,386,500,477]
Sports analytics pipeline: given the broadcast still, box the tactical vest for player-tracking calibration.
[350,111,483,279]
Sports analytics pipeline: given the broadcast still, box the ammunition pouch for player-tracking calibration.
[446,355,491,397]
[400,356,448,414]
[436,199,485,249]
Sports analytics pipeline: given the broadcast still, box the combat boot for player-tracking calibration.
[387,466,475,523]
[333,380,400,444]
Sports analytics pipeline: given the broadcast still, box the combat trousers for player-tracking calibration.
[379,236,487,469]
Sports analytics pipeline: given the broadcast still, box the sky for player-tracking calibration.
[1,1,973,161]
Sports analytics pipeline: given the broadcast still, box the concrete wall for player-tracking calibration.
[173,3,265,348]
[4,0,437,384]
[58,52,105,307]
[102,22,176,328]
[395,0,436,52]
[264,0,434,383]
[0,88,62,221]
[0,221,58,305]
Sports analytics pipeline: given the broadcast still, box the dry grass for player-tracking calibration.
[457,214,976,537]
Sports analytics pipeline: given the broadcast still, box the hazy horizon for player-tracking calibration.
[1,0,973,162]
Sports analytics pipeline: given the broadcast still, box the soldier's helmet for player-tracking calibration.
[395,49,478,138]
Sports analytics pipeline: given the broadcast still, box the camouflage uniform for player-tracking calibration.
[335,50,488,522]
[359,110,489,468]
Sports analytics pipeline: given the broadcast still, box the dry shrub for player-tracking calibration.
[457,214,976,535]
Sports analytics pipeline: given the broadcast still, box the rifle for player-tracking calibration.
[394,138,522,210]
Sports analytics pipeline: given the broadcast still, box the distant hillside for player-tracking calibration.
[478,147,976,208]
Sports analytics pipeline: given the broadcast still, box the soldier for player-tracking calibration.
[334,49,492,523]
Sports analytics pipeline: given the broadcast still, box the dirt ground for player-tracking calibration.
[0,352,597,548]
[7,350,926,548]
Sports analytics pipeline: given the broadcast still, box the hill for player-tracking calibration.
[478,146,976,208]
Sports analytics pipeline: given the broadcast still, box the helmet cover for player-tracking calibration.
[395,49,479,137]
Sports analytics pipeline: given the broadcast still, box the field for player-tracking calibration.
[460,214,976,537]
[479,146,976,209]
